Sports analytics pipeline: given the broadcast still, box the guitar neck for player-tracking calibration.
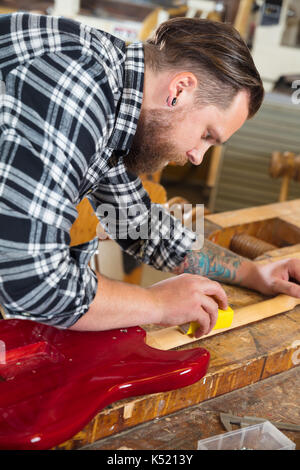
[147,250,300,350]
[146,293,300,351]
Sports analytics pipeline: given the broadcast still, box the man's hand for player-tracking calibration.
[174,240,300,301]
[248,258,300,298]
[70,272,227,336]
[148,273,228,338]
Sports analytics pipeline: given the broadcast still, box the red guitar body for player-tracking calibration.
[0,319,209,450]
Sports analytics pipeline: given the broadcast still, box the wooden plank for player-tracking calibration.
[234,0,254,38]
[206,199,300,228]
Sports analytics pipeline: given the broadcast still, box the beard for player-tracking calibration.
[123,107,188,176]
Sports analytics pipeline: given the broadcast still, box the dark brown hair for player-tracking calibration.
[144,17,264,118]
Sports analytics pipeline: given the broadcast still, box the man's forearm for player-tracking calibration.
[70,273,160,331]
[174,239,256,287]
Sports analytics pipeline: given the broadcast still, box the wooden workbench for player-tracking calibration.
[81,366,300,450]
[55,200,300,450]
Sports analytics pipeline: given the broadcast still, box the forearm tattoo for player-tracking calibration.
[175,239,245,283]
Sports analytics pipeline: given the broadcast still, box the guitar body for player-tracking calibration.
[0,319,209,450]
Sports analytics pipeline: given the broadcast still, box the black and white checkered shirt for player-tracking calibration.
[0,12,196,327]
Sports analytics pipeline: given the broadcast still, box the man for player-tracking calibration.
[0,13,300,338]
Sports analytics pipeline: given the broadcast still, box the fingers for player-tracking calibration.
[199,295,219,334]
[194,276,228,310]
[188,290,222,338]
[287,259,300,285]
[181,274,228,337]
[273,278,300,298]
[269,259,300,298]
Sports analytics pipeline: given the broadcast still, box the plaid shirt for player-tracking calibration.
[0,13,196,328]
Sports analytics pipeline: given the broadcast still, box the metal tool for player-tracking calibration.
[220,412,300,433]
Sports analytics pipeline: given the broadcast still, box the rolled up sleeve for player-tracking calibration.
[0,211,98,328]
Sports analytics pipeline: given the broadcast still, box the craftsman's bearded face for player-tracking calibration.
[123,90,249,176]
[123,107,187,175]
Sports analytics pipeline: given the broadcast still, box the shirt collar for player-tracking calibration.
[107,41,144,153]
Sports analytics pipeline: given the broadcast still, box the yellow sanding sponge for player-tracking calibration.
[186,306,234,336]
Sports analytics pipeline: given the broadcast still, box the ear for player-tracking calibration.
[167,72,198,107]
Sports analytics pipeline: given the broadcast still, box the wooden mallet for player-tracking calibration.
[269,151,300,202]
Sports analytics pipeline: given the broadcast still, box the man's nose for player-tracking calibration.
[186,148,204,166]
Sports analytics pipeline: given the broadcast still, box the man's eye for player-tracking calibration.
[203,132,212,141]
